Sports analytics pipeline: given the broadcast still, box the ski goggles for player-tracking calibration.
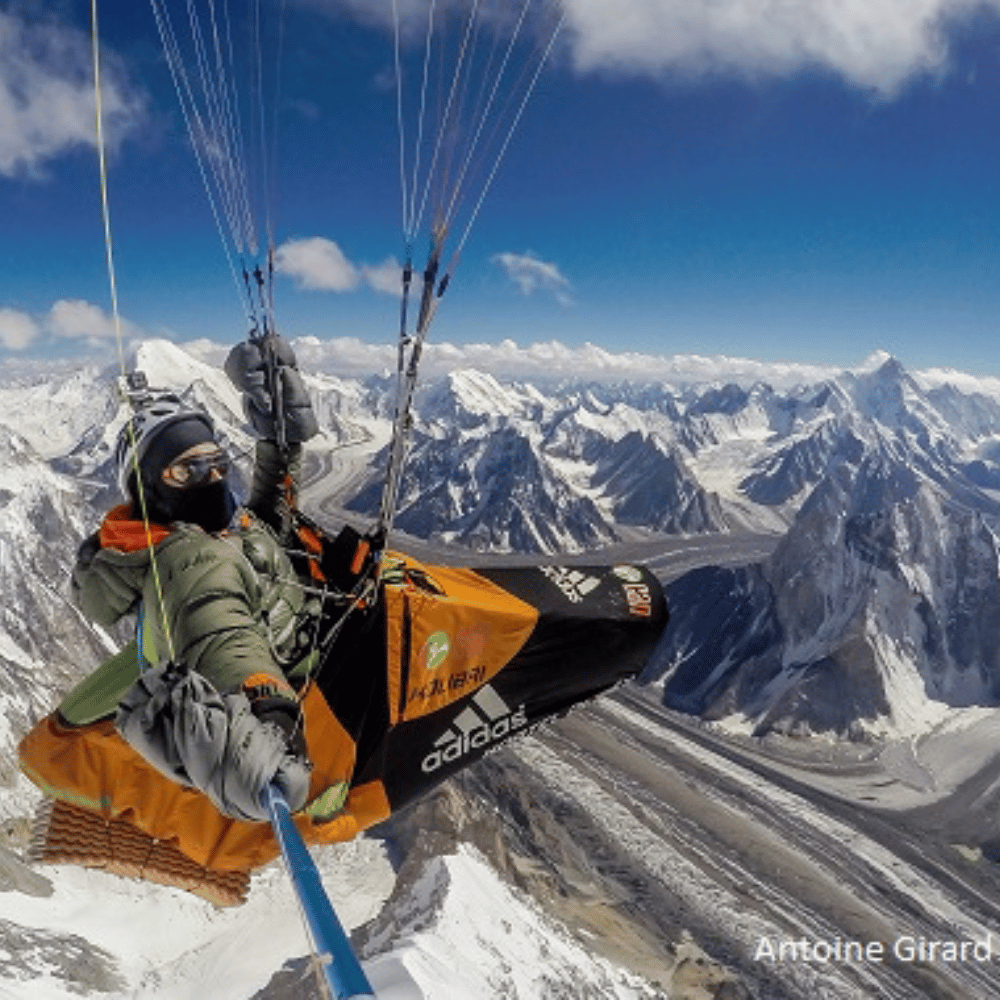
[161,449,231,488]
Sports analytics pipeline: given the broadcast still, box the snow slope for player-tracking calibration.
[0,837,660,1000]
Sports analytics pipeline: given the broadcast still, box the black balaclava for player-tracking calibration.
[132,416,236,532]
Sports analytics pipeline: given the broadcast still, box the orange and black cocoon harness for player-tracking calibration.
[19,540,667,897]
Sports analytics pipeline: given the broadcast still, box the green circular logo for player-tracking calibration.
[613,565,644,583]
[425,631,450,670]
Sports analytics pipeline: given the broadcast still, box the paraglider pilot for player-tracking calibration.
[71,336,320,823]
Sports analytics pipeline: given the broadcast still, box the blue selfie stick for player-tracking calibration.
[263,784,376,999]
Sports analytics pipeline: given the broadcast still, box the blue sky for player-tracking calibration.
[6,0,1000,377]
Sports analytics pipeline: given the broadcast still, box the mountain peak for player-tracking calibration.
[422,368,531,425]
[858,349,896,372]
[855,351,912,385]
[130,338,243,417]
[873,355,908,382]
[840,352,935,432]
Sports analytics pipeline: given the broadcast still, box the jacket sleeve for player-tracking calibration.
[70,531,143,629]
[117,664,310,820]
[246,439,302,543]
[159,536,294,698]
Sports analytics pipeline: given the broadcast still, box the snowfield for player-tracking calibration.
[0,836,661,1000]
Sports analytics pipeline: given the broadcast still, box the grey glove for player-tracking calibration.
[225,335,319,443]
[117,664,311,823]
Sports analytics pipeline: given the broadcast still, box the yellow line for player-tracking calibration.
[90,0,176,663]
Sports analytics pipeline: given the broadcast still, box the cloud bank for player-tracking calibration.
[15,326,993,400]
[0,300,134,351]
[184,335,1000,399]
[0,9,143,178]
[184,332,857,387]
[274,237,402,295]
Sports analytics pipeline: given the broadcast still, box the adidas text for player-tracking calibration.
[422,685,527,773]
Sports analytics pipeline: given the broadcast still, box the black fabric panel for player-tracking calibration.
[474,564,660,621]
[373,565,667,810]
[314,601,389,783]
[309,550,668,810]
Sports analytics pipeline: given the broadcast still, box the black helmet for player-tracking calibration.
[115,394,217,498]
[115,396,234,530]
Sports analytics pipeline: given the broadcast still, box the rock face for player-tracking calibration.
[640,564,783,720]
[0,425,113,779]
[646,359,1000,737]
[347,369,730,552]
[0,919,125,994]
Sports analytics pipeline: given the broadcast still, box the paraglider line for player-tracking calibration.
[453,8,565,261]
[92,0,178,663]
[149,0,249,317]
[392,0,409,237]
[410,0,478,246]
[407,0,437,241]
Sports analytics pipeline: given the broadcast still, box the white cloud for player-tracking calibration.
[274,237,402,295]
[561,0,987,94]
[0,309,40,350]
[493,251,574,306]
[362,257,404,295]
[914,365,1000,400]
[0,9,143,179]
[288,335,399,377]
[275,237,361,292]
[47,299,123,343]
[0,299,135,352]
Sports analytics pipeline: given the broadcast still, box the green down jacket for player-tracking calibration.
[71,444,312,697]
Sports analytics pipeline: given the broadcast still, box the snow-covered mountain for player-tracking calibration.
[346,369,730,551]
[11,340,1000,721]
[341,354,1000,555]
[0,424,115,803]
[0,831,666,1000]
[9,340,1000,996]
[644,356,1000,738]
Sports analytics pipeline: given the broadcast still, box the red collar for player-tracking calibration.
[99,504,172,553]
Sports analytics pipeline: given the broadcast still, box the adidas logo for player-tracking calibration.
[539,565,601,604]
[421,685,527,774]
